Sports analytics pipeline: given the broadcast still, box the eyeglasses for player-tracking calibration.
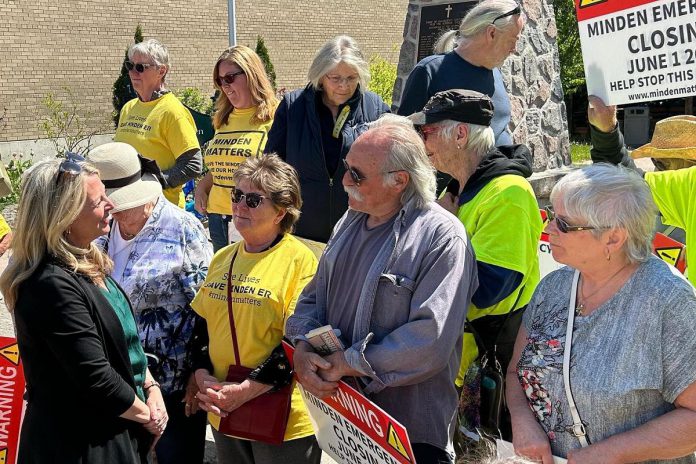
[325,74,360,86]
[342,159,402,186]
[216,70,245,87]
[544,206,598,233]
[492,4,521,24]
[232,188,267,208]
[56,152,85,184]
[125,61,157,73]
[416,125,441,141]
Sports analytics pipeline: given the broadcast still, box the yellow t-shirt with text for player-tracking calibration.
[115,93,200,207]
[191,234,318,440]
[205,107,274,214]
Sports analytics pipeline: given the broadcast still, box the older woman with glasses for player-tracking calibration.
[191,155,321,464]
[398,0,524,148]
[89,142,213,464]
[115,38,202,208]
[265,35,389,243]
[507,164,696,464]
[194,45,278,251]
[1,154,163,463]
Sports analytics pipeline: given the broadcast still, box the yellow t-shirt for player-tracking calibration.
[114,93,200,207]
[205,108,274,214]
[645,166,695,285]
[455,174,543,385]
[191,234,318,440]
[0,215,10,240]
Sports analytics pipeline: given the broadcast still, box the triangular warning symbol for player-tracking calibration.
[0,448,7,464]
[579,0,607,7]
[387,422,410,461]
[656,247,681,267]
[0,343,19,366]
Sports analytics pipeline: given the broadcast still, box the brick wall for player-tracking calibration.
[0,0,407,143]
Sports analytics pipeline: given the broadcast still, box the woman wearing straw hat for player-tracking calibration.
[588,95,696,286]
[89,142,213,464]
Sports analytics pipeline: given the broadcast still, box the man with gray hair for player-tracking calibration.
[286,114,478,464]
[410,89,542,439]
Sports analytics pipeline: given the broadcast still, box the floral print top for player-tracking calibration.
[97,195,213,395]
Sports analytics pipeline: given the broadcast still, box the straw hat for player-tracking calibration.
[631,115,696,160]
[87,142,163,213]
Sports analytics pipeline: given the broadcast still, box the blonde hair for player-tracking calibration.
[232,154,302,234]
[212,45,278,129]
[0,160,113,310]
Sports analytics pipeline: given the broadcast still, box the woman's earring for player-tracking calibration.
[606,249,611,261]
[456,144,461,150]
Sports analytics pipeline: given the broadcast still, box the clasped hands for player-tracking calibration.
[193,368,271,417]
[293,341,361,399]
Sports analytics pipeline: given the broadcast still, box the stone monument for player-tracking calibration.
[392,0,572,193]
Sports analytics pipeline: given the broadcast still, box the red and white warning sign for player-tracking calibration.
[0,337,25,464]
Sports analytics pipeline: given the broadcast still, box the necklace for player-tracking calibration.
[575,263,631,316]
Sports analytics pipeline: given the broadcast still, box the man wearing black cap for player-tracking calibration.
[410,89,542,439]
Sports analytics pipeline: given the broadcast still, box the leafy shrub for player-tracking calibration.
[368,55,397,106]
[112,25,144,127]
[174,87,216,116]
[1,152,34,207]
[255,36,277,90]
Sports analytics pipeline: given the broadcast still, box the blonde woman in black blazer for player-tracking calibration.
[0,156,166,463]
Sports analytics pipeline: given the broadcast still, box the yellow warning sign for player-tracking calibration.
[656,247,681,267]
[387,423,410,461]
[579,0,607,7]
[0,343,19,366]
[0,447,7,464]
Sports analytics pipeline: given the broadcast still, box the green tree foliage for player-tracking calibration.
[553,0,585,95]
[112,24,144,127]
[255,36,277,90]
[174,87,215,115]
[368,55,398,106]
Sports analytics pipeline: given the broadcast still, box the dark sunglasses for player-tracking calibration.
[492,4,521,24]
[342,159,402,186]
[56,152,86,184]
[232,188,267,208]
[415,125,441,141]
[544,206,597,233]
[215,70,245,87]
[125,61,157,73]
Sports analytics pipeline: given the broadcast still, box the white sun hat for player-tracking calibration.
[87,142,163,213]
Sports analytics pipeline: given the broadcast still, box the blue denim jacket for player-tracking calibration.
[286,198,477,450]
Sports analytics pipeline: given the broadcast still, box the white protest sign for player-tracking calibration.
[576,0,696,105]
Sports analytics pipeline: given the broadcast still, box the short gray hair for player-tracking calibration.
[128,39,170,83]
[550,163,657,264]
[307,35,370,91]
[368,114,437,209]
[438,120,495,163]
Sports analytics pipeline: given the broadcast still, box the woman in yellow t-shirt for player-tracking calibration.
[114,39,202,208]
[191,155,321,464]
[194,46,278,252]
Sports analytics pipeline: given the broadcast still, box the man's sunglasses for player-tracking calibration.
[56,152,85,184]
[342,159,402,186]
[215,70,245,87]
[544,206,597,233]
[125,61,157,73]
[232,188,267,208]
[492,4,521,24]
[415,125,441,141]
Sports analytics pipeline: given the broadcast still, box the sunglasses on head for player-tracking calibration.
[216,70,245,87]
[125,61,157,73]
[544,206,598,233]
[232,188,267,208]
[492,4,521,24]
[56,152,86,184]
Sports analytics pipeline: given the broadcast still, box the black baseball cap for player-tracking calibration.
[408,89,494,127]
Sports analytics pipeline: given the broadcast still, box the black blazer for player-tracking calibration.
[14,258,147,463]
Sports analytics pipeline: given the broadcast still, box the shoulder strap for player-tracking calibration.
[226,250,242,366]
[564,269,589,447]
